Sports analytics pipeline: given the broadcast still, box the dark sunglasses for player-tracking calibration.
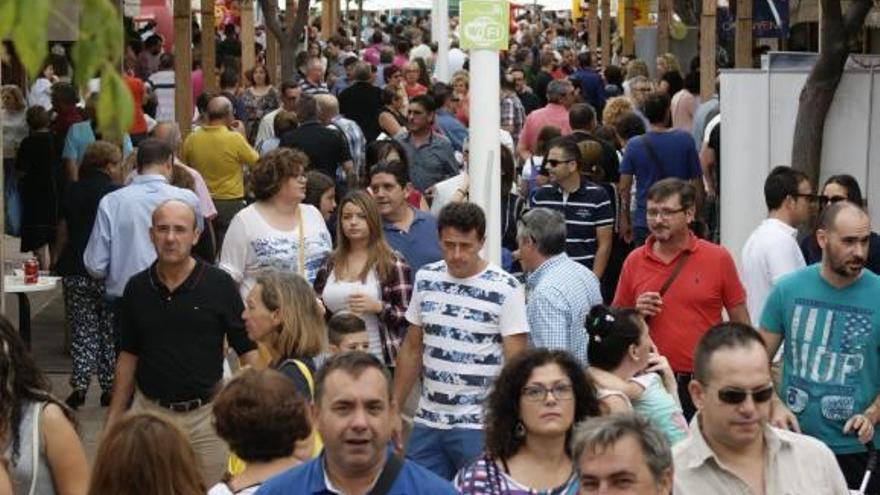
[716,384,774,405]
[544,158,573,168]
[819,195,848,206]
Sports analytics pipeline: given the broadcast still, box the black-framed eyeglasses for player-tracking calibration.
[714,384,774,405]
[521,383,574,402]
[819,195,848,206]
[646,207,687,219]
[544,158,574,168]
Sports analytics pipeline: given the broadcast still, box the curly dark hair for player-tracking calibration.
[212,368,311,462]
[0,315,73,464]
[484,349,599,461]
[251,148,309,201]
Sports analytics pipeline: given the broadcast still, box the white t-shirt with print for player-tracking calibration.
[220,203,332,298]
[406,261,529,430]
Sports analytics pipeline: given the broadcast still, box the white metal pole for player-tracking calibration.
[433,0,451,82]
[467,50,501,265]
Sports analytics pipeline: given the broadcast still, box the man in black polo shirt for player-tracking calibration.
[280,93,354,187]
[531,137,614,279]
[106,199,260,483]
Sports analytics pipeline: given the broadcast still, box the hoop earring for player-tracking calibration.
[514,420,526,439]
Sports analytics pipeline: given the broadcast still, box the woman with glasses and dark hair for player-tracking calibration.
[585,305,689,446]
[800,174,880,274]
[454,348,600,494]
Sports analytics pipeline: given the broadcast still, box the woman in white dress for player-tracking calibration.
[220,148,332,297]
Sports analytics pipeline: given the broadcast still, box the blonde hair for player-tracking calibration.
[88,412,205,495]
[1,85,25,112]
[255,270,326,359]
[602,97,635,129]
[625,59,649,80]
[450,72,469,92]
[332,190,397,283]
[657,53,681,76]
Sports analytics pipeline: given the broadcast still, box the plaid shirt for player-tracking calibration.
[313,253,413,366]
[500,92,526,143]
[526,253,602,364]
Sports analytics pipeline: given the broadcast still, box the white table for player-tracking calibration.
[4,275,60,349]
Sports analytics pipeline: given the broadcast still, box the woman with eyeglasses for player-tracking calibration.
[585,305,689,446]
[454,348,600,494]
[220,148,332,297]
[800,174,880,275]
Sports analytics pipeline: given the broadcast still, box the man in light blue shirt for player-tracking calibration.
[518,208,602,364]
[84,138,202,299]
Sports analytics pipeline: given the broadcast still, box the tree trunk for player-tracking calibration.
[258,0,311,82]
[790,0,872,185]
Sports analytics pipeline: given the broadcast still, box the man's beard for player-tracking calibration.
[827,243,865,279]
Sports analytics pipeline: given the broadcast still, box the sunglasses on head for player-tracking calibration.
[715,384,774,405]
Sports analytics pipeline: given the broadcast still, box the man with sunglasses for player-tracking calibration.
[673,323,849,494]
[760,201,880,492]
[741,166,813,327]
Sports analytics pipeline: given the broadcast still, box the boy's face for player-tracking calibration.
[332,332,370,354]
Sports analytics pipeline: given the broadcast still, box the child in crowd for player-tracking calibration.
[327,311,370,354]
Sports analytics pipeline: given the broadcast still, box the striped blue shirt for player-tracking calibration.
[406,261,529,430]
[530,178,613,268]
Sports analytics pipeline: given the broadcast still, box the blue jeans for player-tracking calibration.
[406,423,484,480]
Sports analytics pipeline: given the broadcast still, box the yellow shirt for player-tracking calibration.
[182,125,259,200]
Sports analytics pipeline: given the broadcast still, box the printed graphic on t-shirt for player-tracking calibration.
[784,299,874,422]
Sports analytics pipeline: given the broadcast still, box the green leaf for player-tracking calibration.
[97,67,134,142]
[11,0,49,78]
[71,37,102,90]
[0,0,18,40]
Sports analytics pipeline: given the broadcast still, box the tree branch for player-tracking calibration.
[843,0,874,36]
[291,0,311,46]
[258,0,284,42]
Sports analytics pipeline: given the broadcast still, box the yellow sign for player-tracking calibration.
[617,0,651,28]
[461,0,510,51]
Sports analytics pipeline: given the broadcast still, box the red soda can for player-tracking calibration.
[23,259,39,284]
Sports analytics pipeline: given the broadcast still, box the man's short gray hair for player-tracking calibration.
[572,413,672,485]
[546,79,571,103]
[517,208,566,257]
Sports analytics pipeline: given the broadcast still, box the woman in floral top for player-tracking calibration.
[242,64,279,144]
[455,349,601,494]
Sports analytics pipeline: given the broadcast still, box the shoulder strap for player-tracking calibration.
[658,251,691,296]
[28,402,42,495]
[366,454,404,495]
[640,135,669,180]
[279,358,314,397]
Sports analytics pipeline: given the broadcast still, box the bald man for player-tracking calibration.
[109,199,260,483]
[181,96,259,250]
[759,202,880,492]
[151,122,217,221]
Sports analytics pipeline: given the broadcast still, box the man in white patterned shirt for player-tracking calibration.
[519,208,602,364]
[393,202,529,480]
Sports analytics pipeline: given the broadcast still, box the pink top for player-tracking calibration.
[191,68,204,107]
[671,89,700,133]
[518,103,572,153]
[363,44,383,66]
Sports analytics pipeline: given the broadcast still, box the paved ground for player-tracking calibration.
[4,235,104,461]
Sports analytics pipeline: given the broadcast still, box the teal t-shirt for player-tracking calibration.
[761,264,880,454]
[632,372,689,446]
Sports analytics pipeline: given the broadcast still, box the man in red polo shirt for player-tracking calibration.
[613,178,749,419]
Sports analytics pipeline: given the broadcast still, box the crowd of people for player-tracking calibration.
[1,7,879,495]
